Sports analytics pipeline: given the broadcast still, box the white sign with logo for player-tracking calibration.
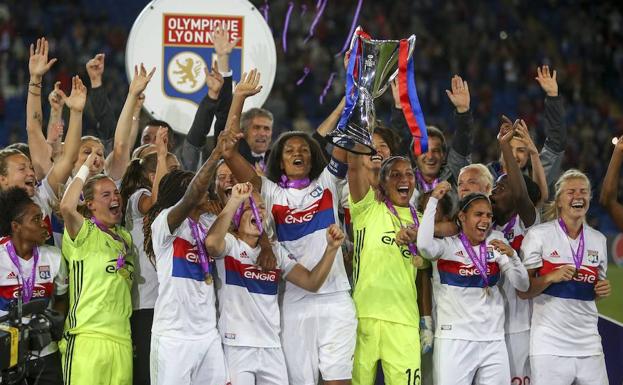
[126,0,277,134]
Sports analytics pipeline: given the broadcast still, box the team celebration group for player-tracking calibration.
[0,31,618,385]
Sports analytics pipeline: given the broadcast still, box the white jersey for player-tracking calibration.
[521,220,607,356]
[417,197,530,341]
[126,189,158,310]
[151,208,218,339]
[493,212,539,334]
[0,240,68,356]
[261,167,350,303]
[214,233,296,348]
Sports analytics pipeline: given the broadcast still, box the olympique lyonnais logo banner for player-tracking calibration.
[125,0,276,135]
[163,14,243,104]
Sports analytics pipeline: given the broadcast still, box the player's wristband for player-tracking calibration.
[328,157,348,179]
[75,165,90,183]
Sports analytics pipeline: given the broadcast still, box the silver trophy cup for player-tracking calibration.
[330,29,416,155]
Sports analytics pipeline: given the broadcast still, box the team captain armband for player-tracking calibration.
[328,157,348,178]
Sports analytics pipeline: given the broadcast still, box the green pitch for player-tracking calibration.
[597,264,623,323]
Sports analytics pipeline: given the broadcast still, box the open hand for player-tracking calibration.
[59,76,87,112]
[129,63,156,97]
[29,37,57,79]
[445,75,470,113]
[535,65,558,97]
[234,69,262,98]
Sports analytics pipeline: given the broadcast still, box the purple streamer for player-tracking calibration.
[296,67,311,85]
[319,72,337,104]
[304,0,327,43]
[260,0,270,22]
[282,2,294,52]
[338,0,364,55]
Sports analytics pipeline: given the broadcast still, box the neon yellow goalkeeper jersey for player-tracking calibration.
[62,220,135,345]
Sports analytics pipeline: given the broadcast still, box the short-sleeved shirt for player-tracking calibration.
[261,167,350,303]
[214,233,296,348]
[0,239,67,356]
[521,220,607,356]
[150,208,218,339]
[62,220,134,346]
[126,189,158,310]
[349,188,422,327]
[493,212,539,334]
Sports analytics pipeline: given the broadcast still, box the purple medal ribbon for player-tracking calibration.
[415,169,439,193]
[384,198,420,257]
[6,240,39,303]
[278,175,311,189]
[458,232,489,288]
[189,218,211,277]
[557,218,585,271]
[91,217,127,269]
[232,195,264,235]
[499,214,517,240]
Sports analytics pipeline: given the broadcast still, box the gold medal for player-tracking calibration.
[204,273,213,285]
[117,267,130,279]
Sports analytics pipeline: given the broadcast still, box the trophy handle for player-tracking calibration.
[377,34,417,98]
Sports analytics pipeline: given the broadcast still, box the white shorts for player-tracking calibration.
[506,330,530,384]
[530,354,608,385]
[434,338,510,385]
[150,332,229,385]
[223,345,288,385]
[281,291,357,385]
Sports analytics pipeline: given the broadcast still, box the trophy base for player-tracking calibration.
[327,131,377,155]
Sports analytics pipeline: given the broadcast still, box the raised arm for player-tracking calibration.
[444,75,473,181]
[346,152,369,203]
[285,224,344,292]
[600,137,623,230]
[514,119,548,207]
[85,53,116,142]
[205,182,251,256]
[221,71,263,191]
[43,82,65,173]
[138,128,170,215]
[26,38,57,181]
[535,65,566,187]
[59,153,98,239]
[179,61,222,171]
[106,64,155,181]
[416,182,452,260]
[167,132,223,232]
[498,116,536,226]
[47,76,87,196]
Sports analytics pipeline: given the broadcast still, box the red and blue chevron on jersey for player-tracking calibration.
[224,256,280,295]
[540,260,597,301]
[0,282,54,310]
[271,189,336,242]
[437,257,500,288]
[171,237,206,281]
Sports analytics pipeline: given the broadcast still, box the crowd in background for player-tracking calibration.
[1,0,622,230]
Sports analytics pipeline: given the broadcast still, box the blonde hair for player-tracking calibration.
[543,169,592,221]
[459,163,494,195]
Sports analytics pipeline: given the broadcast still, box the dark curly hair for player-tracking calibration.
[143,169,194,267]
[265,131,327,183]
[0,187,36,236]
